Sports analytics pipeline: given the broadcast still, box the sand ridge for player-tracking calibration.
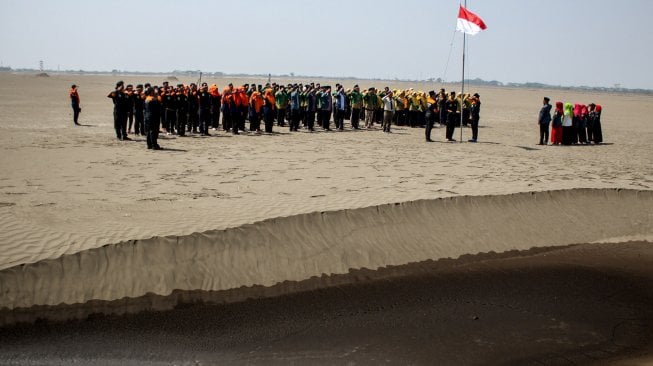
[0,188,650,326]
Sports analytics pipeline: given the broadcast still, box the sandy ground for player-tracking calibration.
[1,242,652,365]
[0,73,652,364]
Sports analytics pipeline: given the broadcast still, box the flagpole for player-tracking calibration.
[460,0,466,143]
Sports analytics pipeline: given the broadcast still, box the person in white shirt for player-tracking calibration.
[381,91,395,133]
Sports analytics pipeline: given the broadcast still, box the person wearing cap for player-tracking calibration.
[289,85,301,132]
[318,86,332,130]
[538,97,552,145]
[69,84,81,126]
[162,85,177,135]
[175,84,188,137]
[249,87,264,133]
[425,91,437,142]
[445,91,459,141]
[198,83,212,136]
[363,88,377,129]
[107,81,130,140]
[125,84,136,133]
[187,83,199,133]
[381,91,395,133]
[334,87,347,131]
[133,84,145,135]
[275,86,288,127]
[305,86,317,131]
[469,93,481,142]
[143,87,162,150]
[349,85,363,130]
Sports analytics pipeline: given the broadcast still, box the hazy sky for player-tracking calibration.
[1,0,651,89]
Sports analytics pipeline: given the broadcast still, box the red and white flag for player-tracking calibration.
[456,5,487,35]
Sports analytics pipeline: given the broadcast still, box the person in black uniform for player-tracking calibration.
[125,84,135,133]
[425,91,437,142]
[175,84,188,137]
[144,87,161,150]
[445,91,459,142]
[107,81,130,140]
[133,84,145,135]
[469,93,481,142]
[163,87,177,135]
[198,83,212,136]
[69,84,81,126]
[187,83,199,134]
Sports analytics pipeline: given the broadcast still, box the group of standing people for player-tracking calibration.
[538,97,604,145]
[99,80,484,150]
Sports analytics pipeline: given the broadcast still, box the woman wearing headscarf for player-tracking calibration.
[578,104,588,144]
[593,105,603,144]
[550,102,564,145]
[562,102,574,145]
[572,104,582,144]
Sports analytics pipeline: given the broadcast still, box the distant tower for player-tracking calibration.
[39,60,44,72]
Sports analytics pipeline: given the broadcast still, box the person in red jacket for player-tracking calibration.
[236,86,249,132]
[249,89,264,133]
[69,84,81,125]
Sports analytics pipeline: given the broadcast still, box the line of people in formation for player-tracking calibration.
[537,97,604,146]
[106,80,482,150]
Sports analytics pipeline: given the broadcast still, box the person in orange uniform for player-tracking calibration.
[208,84,221,131]
[235,87,249,132]
[221,84,235,133]
[249,88,264,133]
[69,84,81,126]
[263,86,276,133]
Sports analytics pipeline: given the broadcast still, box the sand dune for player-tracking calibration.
[1,188,650,326]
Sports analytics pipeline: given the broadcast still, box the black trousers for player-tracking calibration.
[276,108,286,126]
[425,119,434,141]
[177,110,187,136]
[134,110,144,135]
[188,110,198,132]
[165,109,177,133]
[446,114,458,140]
[439,109,447,126]
[249,112,261,131]
[289,109,301,131]
[127,110,134,131]
[71,103,80,124]
[335,109,345,130]
[305,110,315,130]
[146,118,159,148]
[211,108,220,129]
[239,106,248,131]
[351,108,360,129]
[113,109,128,139]
[539,123,549,144]
[470,116,479,141]
[263,107,274,133]
[199,108,211,135]
[320,110,331,130]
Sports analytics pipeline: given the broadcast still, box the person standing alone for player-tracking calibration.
[70,84,81,126]
[538,97,552,145]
